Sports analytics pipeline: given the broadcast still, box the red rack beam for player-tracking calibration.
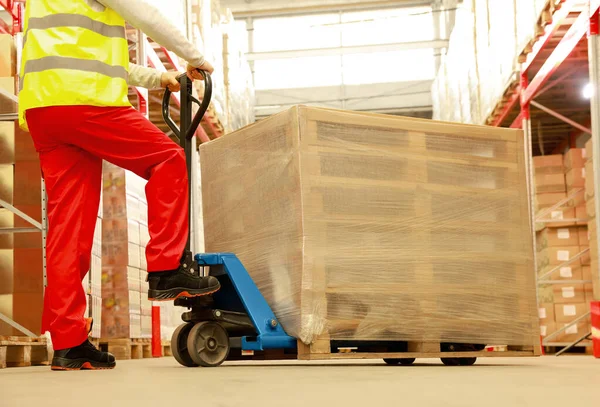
[522,9,589,106]
[592,0,600,18]
[490,86,521,127]
[510,111,525,129]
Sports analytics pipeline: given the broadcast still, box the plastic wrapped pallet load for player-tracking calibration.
[200,106,539,349]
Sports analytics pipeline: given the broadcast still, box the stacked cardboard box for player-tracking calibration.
[101,162,152,339]
[82,212,102,339]
[0,34,45,336]
[584,139,600,301]
[201,106,539,347]
[535,149,593,343]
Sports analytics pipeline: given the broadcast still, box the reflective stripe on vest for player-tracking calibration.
[23,56,128,81]
[23,13,127,44]
[19,0,130,130]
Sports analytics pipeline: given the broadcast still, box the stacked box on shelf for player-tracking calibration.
[201,106,539,348]
[139,203,151,338]
[101,162,149,339]
[584,139,600,301]
[83,216,103,338]
[535,150,593,344]
[0,33,45,337]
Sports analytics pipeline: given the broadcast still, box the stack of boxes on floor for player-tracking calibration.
[82,196,102,339]
[535,149,593,344]
[0,34,45,336]
[101,162,151,339]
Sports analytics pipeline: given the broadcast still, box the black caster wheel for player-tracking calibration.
[384,358,416,366]
[459,357,477,366]
[441,357,477,366]
[171,323,198,367]
[187,321,230,367]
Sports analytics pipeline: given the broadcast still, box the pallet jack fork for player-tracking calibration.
[162,72,296,367]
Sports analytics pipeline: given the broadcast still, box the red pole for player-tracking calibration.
[591,301,600,358]
[152,302,162,357]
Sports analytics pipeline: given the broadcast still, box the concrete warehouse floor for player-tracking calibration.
[0,356,597,406]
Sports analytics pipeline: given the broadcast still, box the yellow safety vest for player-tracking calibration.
[18,0,130,130]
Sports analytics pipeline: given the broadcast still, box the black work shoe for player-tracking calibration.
[147,251,220,301]
[51,339,116,371]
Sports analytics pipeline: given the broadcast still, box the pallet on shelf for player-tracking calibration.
[0,336,50,368]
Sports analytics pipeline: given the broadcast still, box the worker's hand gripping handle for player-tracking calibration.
[162,69,213,140]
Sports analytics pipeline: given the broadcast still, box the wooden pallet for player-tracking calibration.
[95,338,151,360]
[92,338,173,360]
[225,339,539,363]
[0,336,51,369]
[543,341,595,355]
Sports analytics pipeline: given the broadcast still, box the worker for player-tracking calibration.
[18,0,221,371]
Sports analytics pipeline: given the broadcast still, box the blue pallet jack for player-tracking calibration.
[162,71,486,367]
[162,72,297,367]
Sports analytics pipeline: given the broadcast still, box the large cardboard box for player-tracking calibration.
[539,264,583,281]
[565,167,585,189]
[539,321,556,338]
[538,303,555,322]
[0,34,15,77]
[554,320,591,342]
[0,77,17,115]
[587,197,596,218]
[552,284,587,304]
[535,192,566,209]
[538,207,575,228]
[536,227,579,250]
[535,173,566,193]
[200,106,538,346]
[0,122,37,165]
[564,148,586,170]
[537,246,580,270]
[533,155,563,174]
[554,303,589,323]
[585,160,594,200]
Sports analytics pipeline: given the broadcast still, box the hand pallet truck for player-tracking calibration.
[162,72,486,367]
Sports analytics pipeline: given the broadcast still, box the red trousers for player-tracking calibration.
[26,106,189,350]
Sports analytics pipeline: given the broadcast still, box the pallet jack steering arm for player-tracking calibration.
[162,69,212,253]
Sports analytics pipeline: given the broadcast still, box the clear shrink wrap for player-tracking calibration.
[201,105,539,347]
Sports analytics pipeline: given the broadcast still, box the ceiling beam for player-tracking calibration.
[222,0,431,18]
[247,39,448,60]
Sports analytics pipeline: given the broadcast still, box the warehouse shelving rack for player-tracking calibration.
[491,0,600,353]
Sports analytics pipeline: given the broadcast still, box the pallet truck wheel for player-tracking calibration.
[459,357,477,366]
[441,357,476,366]
[441,358,460,366]
[383,358,415,366]
[172,323,199,367]
[187,321,230,367]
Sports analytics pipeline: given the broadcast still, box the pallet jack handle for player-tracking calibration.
[162,69,213,140]
[161,69,212,253]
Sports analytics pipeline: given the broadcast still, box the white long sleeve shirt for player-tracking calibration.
[96,0,206,89]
